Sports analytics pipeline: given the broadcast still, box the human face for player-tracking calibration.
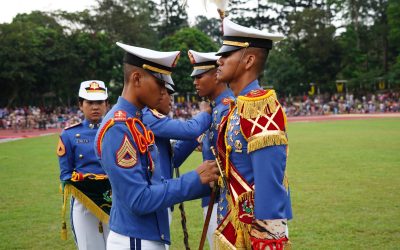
[157,92,172,115]
[140,72,167,109]
[193,69,218,99]
[216,49,244,84]
[79,100,107,123]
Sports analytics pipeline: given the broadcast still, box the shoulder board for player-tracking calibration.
[114,110,127,122]
[150,109,166,119]
[222,97,234,106]
[244,89,268,98]
[64,122,81,130]
[237,89,278,119]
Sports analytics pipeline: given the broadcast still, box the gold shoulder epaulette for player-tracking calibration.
[64,122,82,130]
[237,89,278,119]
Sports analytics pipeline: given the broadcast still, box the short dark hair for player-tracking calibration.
[248,47,269,75]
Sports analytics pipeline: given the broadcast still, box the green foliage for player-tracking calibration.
[0,0,400,106]
[157,0,189,38]
[159,28,218,93]
[194,16,222,44]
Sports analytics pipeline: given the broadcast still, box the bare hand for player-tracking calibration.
[196,160,219,184]
[199,101,212,114]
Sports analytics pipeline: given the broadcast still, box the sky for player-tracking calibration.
[0,0,220,24]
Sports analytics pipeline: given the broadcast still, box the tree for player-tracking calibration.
[0,12,69,107]
[159,28,218,93]
[157,0,189,38]
[194,16,222,44]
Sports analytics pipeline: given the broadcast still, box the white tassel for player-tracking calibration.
[208,0,230,11]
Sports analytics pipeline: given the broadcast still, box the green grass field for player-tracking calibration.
[1,118,399,249]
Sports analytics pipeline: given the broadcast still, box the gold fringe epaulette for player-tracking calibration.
[237,90,278,119]
[248,133,288,153]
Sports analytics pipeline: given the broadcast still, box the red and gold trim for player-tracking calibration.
[96,119,115,157]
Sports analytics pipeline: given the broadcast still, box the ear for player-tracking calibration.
[244,54,256,70]
[130,71,141,87]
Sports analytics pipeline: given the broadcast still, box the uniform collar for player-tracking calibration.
[239,79,261,96]
[211,89,234,108]
[82,119,102,129]
[117,96,142,118]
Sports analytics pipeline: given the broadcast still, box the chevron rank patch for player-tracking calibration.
[116,135,137,168]
[150,109,165,119]
[57,137,66,157]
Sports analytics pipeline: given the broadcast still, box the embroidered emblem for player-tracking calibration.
[222,98,232,105]
[234,140,243,153]
[114,110,127,122]
[57,137,66,157]
[150,109,165,119]
[116,135,137,168]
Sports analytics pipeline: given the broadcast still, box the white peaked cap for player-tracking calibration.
[116,42,180,86]
[78,80,108,101]
[217,18,284,55]
[188,50,220,77]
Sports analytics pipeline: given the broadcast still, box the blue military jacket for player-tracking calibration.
[201,89,234,207]
[217,80,292,223]
[142,107,211,180]
[95,97,210,244]
[57,119,105,181]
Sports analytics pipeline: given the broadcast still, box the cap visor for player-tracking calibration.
[216,45,242,56]
[149,71,174,85]
[80,93,108,101]
[190,68,213,77]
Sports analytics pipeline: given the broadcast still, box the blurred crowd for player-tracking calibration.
[0,106,82,131]
[1,91,399,131]
[282,91,400,116]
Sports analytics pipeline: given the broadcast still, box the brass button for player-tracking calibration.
[79,154,83,159]
[75,134,80,138]
[161,234,164,240]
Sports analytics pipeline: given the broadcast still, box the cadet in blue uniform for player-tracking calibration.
[213,19,293,249]
[94,42,219,250]
[142,83,212,233]
[142,88,212,182]
[188,49,234,248]
[57,80,111,250]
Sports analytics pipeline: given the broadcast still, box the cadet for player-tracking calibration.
[188,49,234,248]
[57,80,111,250]
[142,82,212,230]
[213,19,293,249]
[94,42,219,250]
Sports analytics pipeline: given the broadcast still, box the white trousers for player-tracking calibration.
[71,198,110,250]
[107,230,166,250]
[202,203,218,249]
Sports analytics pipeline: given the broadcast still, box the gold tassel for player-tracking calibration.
[61,184,69,240]
[283,240,293,250]
[98,222,103,233]
[235,229,246,249]
[61,221,67,240]
[66,185,110,224]
[237,90,278,119]
[248,134,288,153]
